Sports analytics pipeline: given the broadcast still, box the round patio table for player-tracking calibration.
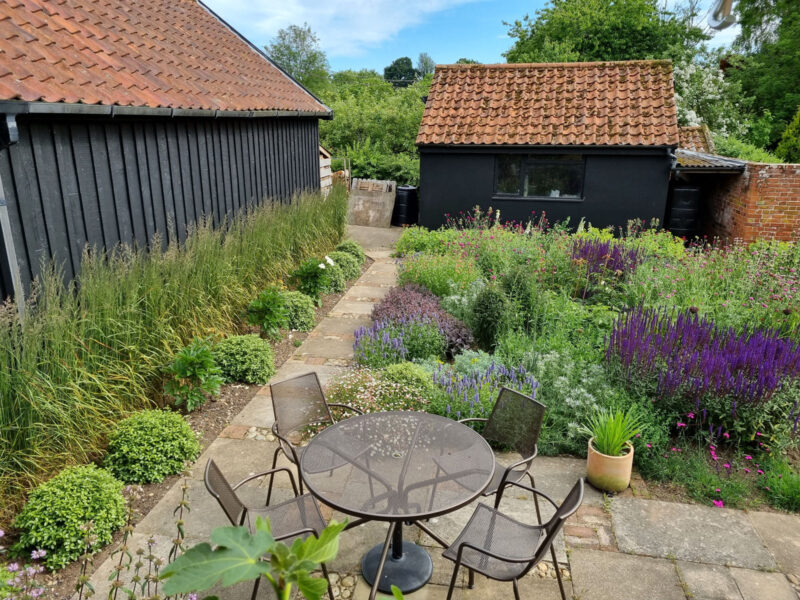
[299,411,495,600]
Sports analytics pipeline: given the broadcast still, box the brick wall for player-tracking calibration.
[707,163,800,243]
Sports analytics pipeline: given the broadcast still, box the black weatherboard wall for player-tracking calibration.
[418,147,673,229]
[0,113,320,296]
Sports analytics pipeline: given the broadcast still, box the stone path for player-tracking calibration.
[82,226,800,600]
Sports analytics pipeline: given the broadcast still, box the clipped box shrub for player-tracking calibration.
[105,410,200,484]
[282,291,316,331]
[329,250,361,280]
[336,239,366,264]
[214,334,276,385]
[12,465,126,569]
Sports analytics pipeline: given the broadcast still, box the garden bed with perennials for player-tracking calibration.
[327,207,800,516]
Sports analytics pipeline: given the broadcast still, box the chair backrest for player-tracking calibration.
[270,372,334,438]
[204,459,245,526]
[481,387,546,459]
[523,479,584,574]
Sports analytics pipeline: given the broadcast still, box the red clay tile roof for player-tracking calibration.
[0,0,329,114]
[679,125,715,153]
[417,61,679,147]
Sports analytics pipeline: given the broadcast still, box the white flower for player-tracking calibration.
[318,263,326,270]
[325,255,335,266]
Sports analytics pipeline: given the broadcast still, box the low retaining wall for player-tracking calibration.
[708,162,800,242]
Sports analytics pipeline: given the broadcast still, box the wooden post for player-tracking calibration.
[0,172,24,318]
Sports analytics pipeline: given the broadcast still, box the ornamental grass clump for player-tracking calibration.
[607,306,800,426]
[371,284,473,353]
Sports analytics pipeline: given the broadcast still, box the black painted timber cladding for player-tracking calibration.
[0,114,320,294]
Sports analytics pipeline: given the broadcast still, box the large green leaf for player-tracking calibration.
[161,526,275,595]
[295,571,330,600]
[292,520,346,565]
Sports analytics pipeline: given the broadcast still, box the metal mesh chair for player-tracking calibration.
[442,478,584,600]
[204,459,334,600]
[268,372,364,503]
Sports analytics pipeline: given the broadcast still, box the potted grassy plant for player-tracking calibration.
[580,408,642,493]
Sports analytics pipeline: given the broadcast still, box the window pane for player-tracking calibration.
[523,162,583,198]
[496,156,520,194]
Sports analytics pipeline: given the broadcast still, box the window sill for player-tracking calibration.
[491,195,585,203]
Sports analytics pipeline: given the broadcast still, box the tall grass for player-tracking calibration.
[0,186,347,525]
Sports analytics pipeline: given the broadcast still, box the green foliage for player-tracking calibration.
[380,362,435,395]
[452,350,497,377]
[164,337,224,412]
[713,134,782,163]
[247,286,289,339]
[0,186,347,522]
[776,106,800,163]
[470,284,514,351]
[265,23,329,96]
[355,320,446,368]
[398,253,480,297]
[214,335,276,385]
[394,227,457,256]
[763,459,800,512]
[161,517,346,600]
[292,259,331,305]
[282,291,317,331]
[12,465,126,569]
[344,138,421,185]
[384,56,417,86]
[335,239,366,264]
[580,408,643,457]
[324,259,347,293]
[504,0,706,63]
[328,250,361,280]
[416,52,435,77]
[104,410,200,484]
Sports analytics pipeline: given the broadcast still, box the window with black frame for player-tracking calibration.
[495,154,585,199]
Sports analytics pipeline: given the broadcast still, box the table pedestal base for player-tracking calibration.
[362,540,433,594]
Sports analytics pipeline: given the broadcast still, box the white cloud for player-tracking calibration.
[203,0,480,57]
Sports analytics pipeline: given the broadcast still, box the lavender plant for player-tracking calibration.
[571,238,643,276]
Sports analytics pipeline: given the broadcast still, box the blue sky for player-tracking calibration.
[203,0,739,73]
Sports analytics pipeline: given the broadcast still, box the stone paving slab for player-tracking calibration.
[730,568,798,600]
[676,561,743,600]
[313,316,373,336]
[747,510,800,578]
[570,548,685,600]
[296,336,355,359]
[611,497,776,570]
[343,285,393,301]
[329,300,378,317]
[529,455,604,506]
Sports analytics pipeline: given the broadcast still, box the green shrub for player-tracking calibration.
[763,459,800,512]
[470,284,513,350]
[336,239,366,264]
[354,320,446,368]
[291,258,331,305]
[380,362,435,396]
[12,465,126,569]
[452,350,497,377]
[104,410,200,484]
[328,250,361,280]
[164,337,224,412]
[327,369,428,414]
[324,258,347,293]
[398,253,480,297]
[282,291,316,331]
[394,227,455,256]
[776,106,800,163]
[714,134,782,163]
[214,335,276,385]
[247,286,288,339]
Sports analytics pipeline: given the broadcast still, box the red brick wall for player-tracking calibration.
[708,163,800,243]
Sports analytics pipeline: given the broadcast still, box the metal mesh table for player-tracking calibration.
[300,411,495,599]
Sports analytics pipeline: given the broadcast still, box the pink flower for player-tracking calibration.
[723,463,730,469]
[715,488,721,493]
[744,455,752,460]
[723,432,730,439]
[712,500,724,508]
[757,469,764,475]
[676,422,687,428]
[687,412,695,419]
[744,468,751,473]
[755,432,762,436]
[709,444,716,451]
[646,443,652,448]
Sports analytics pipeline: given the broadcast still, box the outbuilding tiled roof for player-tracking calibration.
[0,0,329,115]
[679,125,715,153]
[417,61,679,147]
[674,149,746,172]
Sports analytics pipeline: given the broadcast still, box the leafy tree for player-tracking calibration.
[384,56,418,86]
[417,52,436,77]
[776,106,800,163]
[713,134,782,163]
[456,58,480,64]
[265,23,329,95]
[503,0,707,63]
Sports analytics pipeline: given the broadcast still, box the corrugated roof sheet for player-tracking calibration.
[0,0,329,114]
[416,61,680,147]
[679,125,714,153]
[674,149,746,171]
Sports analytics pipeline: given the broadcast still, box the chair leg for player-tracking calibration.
[528,472,543,526]
[551,544,567,600]
[512,578,521,600]
[321,562,334,600]
[250,575,261,600]
[446,562,461,600]
[266,447,282,505]
[468,568,475,589]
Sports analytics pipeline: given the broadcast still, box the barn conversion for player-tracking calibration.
[0,0,331,301]
[415,61,680,228]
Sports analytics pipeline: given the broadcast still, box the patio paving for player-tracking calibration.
[78,225,800,600]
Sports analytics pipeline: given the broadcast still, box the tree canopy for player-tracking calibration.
[417,53,436,77]
[384,57,418,86]
[265,23,329,95]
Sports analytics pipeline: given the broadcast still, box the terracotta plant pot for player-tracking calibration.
[586,438,634,493]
